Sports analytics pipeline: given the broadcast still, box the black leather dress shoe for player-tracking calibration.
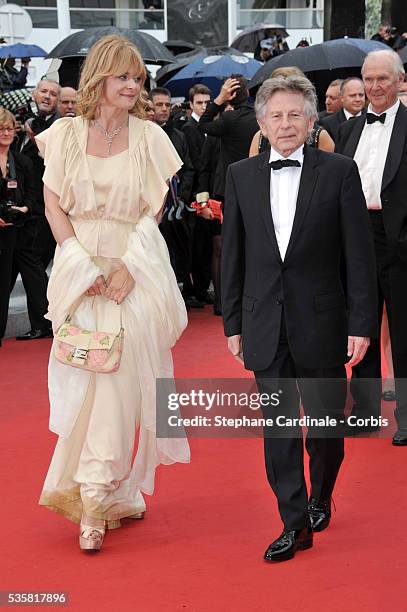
[264,527,313,562]
[195,292,214,305]
[382,390,396,402]
[183,297,204,309]
[16,328,53,341]
[392,430,407,446]
[308,498,331,532]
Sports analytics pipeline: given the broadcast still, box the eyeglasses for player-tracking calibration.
[0,127,15,134]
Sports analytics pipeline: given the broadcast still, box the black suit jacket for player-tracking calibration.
[320,109,346,142]
[0,152,36,251]
[321,109,366,143]
[161,121,194,203]
[221,146,377,371]
[182,117,204,170]
[336,104,407,263]
[14,112,60,216]
[198,101,259,197]
[182,116,205,195]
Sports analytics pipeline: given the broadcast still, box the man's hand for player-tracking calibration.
[10,205,29,214]
[199,206,214,220]
[105,264,135,305]
[24,120,36,143]
[227,334,244,365]
[347,336,370,367]
[214,78,240,106]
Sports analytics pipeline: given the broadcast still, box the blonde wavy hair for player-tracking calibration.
[0,107,16,128]
[77,35,147,120]
[271,66,305,79]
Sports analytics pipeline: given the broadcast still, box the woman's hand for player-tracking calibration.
[0,217,13,228]
[105,265,135,304]
[85,275,107,297]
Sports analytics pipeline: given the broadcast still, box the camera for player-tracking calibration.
[0,200,24,226]
[26,113,49,136]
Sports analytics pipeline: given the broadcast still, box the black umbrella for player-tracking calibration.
[249,40,379,102]
[155,47,244,87]
[163,40,199,56]
[47,26,175,65]
[231,23,289,54]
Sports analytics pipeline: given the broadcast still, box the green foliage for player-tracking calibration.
[365,0,382,38]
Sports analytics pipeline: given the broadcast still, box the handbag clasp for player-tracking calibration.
[72,347,88,365]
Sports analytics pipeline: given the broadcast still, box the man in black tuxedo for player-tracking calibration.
[183,84,211,173]
[320,77,365,142]
[222,75,377,562]
[182,84,213,304]
[336,50,407,446]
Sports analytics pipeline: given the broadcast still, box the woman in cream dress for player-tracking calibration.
[37,35,189,551]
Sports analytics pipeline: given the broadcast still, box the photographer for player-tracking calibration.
[0,109,49,346]
[15,79,60,274]
[371,23,407,50]
[0,57,30,91]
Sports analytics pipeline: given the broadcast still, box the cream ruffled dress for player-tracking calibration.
[36,116,190,528]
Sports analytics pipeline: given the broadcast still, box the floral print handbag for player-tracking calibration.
[54,314,124,374]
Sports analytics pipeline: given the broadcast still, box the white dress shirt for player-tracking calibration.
[354,99,399,209]
[343,109,362,119]
[191,112,200,123]
[269,144,303,260]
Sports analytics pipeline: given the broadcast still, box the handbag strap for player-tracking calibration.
[65,297,124,335]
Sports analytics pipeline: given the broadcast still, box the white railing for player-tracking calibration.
[19,7,165,30]
[237,8,324,30]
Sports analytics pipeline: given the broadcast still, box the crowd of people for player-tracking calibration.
[1,31,407,560]
[0,77,80,344]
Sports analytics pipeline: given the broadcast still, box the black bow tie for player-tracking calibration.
[270,159,301,170]
[366,112,386,125]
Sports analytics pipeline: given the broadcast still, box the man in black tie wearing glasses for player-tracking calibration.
[221,75,377,562]
[336,50,407,446]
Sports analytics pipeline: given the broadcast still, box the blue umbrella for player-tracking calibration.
[0,43,47,58]
[166,53,262,98]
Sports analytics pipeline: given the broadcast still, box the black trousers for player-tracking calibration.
[37,216,56,270]
[351,210,407,430]
[183,216,212,299]
[0,228,17,339]
[255,317,346,531]
[10,219,50,333]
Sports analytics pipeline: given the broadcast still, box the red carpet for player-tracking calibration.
[0,307,406,611]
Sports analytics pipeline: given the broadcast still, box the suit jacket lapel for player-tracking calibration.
[342,115,365,158]
[258,154,282,263]
[381,104,407,192]
[284,145,319,261]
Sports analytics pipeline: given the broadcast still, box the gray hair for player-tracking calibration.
[362,49,405,78]
[327,78,343,90]
[34,78,61,93]
[255,75,318,121]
